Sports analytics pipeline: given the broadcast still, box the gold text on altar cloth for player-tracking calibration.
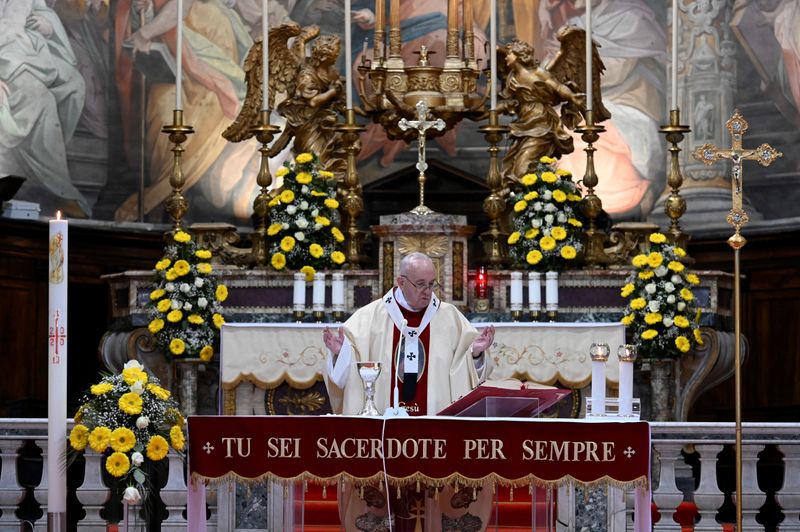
[316,437,448,459]
[522,440,616,462]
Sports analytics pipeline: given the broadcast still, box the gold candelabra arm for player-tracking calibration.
[336,109,367,266]
[356,62,383,112]
[249,110,282,267]
[575,109,609,267]
[478,109,510,267]
[659,109,692,255]
[161,109,195,230]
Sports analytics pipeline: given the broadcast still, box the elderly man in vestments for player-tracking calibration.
[323,252,496,531]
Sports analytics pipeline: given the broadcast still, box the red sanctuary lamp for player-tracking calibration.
[474,266,490,312]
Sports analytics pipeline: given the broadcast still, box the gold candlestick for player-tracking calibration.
[659,109,692,255]
[161,110,194,230]
[336,109,367,267]
[575,109,609,267]
[250,110,281,267]
[478,109,510,267]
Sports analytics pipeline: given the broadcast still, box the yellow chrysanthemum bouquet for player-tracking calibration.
[507,157,584,271]
[620,232,703,359]
[266,152,347,279]
[68,360,186,504]
[147,230,227,361]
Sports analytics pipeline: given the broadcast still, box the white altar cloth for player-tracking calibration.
[220,322,625,390]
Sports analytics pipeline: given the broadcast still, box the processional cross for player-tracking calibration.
[398,100,445,216]
[692,110,782,241]
[691,109,781,532]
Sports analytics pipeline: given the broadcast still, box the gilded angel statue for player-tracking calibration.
[223,23,347,173]
[498,27,611,183]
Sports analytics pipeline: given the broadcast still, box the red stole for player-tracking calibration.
[389,305,430,416]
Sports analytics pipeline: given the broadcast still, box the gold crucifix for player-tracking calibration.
[691,109,781,532]
[692,109,782,243]
[398,100,445,216]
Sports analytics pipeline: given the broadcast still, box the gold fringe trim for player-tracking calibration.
[191,471,649,493]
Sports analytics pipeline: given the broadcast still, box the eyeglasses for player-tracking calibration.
[401,275,441,292]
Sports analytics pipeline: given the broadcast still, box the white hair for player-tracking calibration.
[398,252,433,276]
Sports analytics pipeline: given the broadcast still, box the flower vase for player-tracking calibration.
[174,358,203,416]
[648,358,677,421]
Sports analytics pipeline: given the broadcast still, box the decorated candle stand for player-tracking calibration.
[585,344,641,419]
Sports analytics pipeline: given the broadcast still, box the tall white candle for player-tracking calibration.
[262,0,269,111]
[589,343,609,416]
[528,271,541,312]
[509,271,523,311]
[293,273,306,313]
[48,211,68,517]
[671,0,679,110]
[176,0,183,110]
[545,271,559,312]
[313,272,326,312]
[489,0,497,110]
[585,0,592,112]
[344,0,353,108]
[618,344,637,416]
[332,272,345,311]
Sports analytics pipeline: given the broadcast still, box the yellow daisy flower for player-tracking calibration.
[199,345,214,362]
[296,172,312,184]
[667,261,685,272]
[641,329,658,340]
[541,171,557,183]
[539,235,556,251]
[674,315,690,328]
[91,382,113,395]
[155,258,171,271]
[560,245,577,259]
[110,427,136,452]
[556,168,572,177]
[632,254,648,268]
[122,367,148,385]
[674,247,687,257]
[319,170,334,178]
[268,197,280,207]
[195,249,212,260]
[649,233,667,244]
[300,265,316,282]
[187,314,204,325]
[165,269,178,281]
[567,218,583,227]
[309,243,324,258]
[647,252,663,268]
[170,425,186,451]
[213,313,225,329]
[638,270,654,280]
[315,216,331,226]
[173,260,190,276]
[216,284,228,301]
[513,200,528,212]
[331,251,346,264]
[267,223,282,236]
[552,190,567,203]
[685,273,700,285]
[197,263,212,274]
[675,336,691,352]
[275,166,289,177]
[621,314,634,326]
[295,152,313,164]
[167,309,183,323]
[89,426,112,452]
[524,191,539,201]
[119,392,143,415]
[69,424,89,451]
[524,228,539,239]
[526,250,543,265]
[550,226,567,240]
[630,298,646,310]
[507,232,521,245]
[644,312,663,325]
[280,189,295,203]
[331,227,345,242]
[521,173,538,186]
[693,328,704,345]
[620,283,635,297]
[147,383,171,400]
[271,252,286,270]
[680,288,694,301]
[156,299,171,313]
[174,231,191,243]
[539,156,556,164]
[324,198,339,209]
[146,435,169,461]
[280,236,296,252]
[169,338,185,355]
[150,288,165,301]
[105,451,130,477]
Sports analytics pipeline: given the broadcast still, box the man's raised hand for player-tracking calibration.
[323,327,345,356]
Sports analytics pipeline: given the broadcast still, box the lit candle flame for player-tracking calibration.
[56,210,62,220]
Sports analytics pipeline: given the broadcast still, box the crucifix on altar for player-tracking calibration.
[399,100,445,216]
[692,108,782,532]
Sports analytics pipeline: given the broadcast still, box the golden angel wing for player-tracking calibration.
[545,25,611,128]
[223,23,317,142]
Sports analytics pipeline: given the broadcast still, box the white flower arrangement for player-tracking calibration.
[147,231,227,361]
[507,156,584,271]
[620,232,704,359]
[266,152,347,279]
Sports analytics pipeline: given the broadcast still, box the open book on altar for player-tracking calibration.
[438,380,571,418]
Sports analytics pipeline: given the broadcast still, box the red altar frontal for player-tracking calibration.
[187,416,652,530]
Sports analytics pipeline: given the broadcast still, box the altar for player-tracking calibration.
[219,321,625,416]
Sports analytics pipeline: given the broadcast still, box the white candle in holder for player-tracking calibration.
[671,0,679,110]
[509,271,523,311]
[48,211,68,516]
[528,271,542,312]
[344,0,353,108]
[262,0,269,111]
[312,272,326,312]
[332,272,345,311]
[585,0,592,112]
[293,272,306,312]
[545,271,559,311]
[489,0,497,110]
[618,344,637,416]
[176,0,184,109]
[589,343,609,416]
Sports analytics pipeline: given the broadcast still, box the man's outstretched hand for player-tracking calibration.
[323,327,345,356]
[472,325,495,355]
